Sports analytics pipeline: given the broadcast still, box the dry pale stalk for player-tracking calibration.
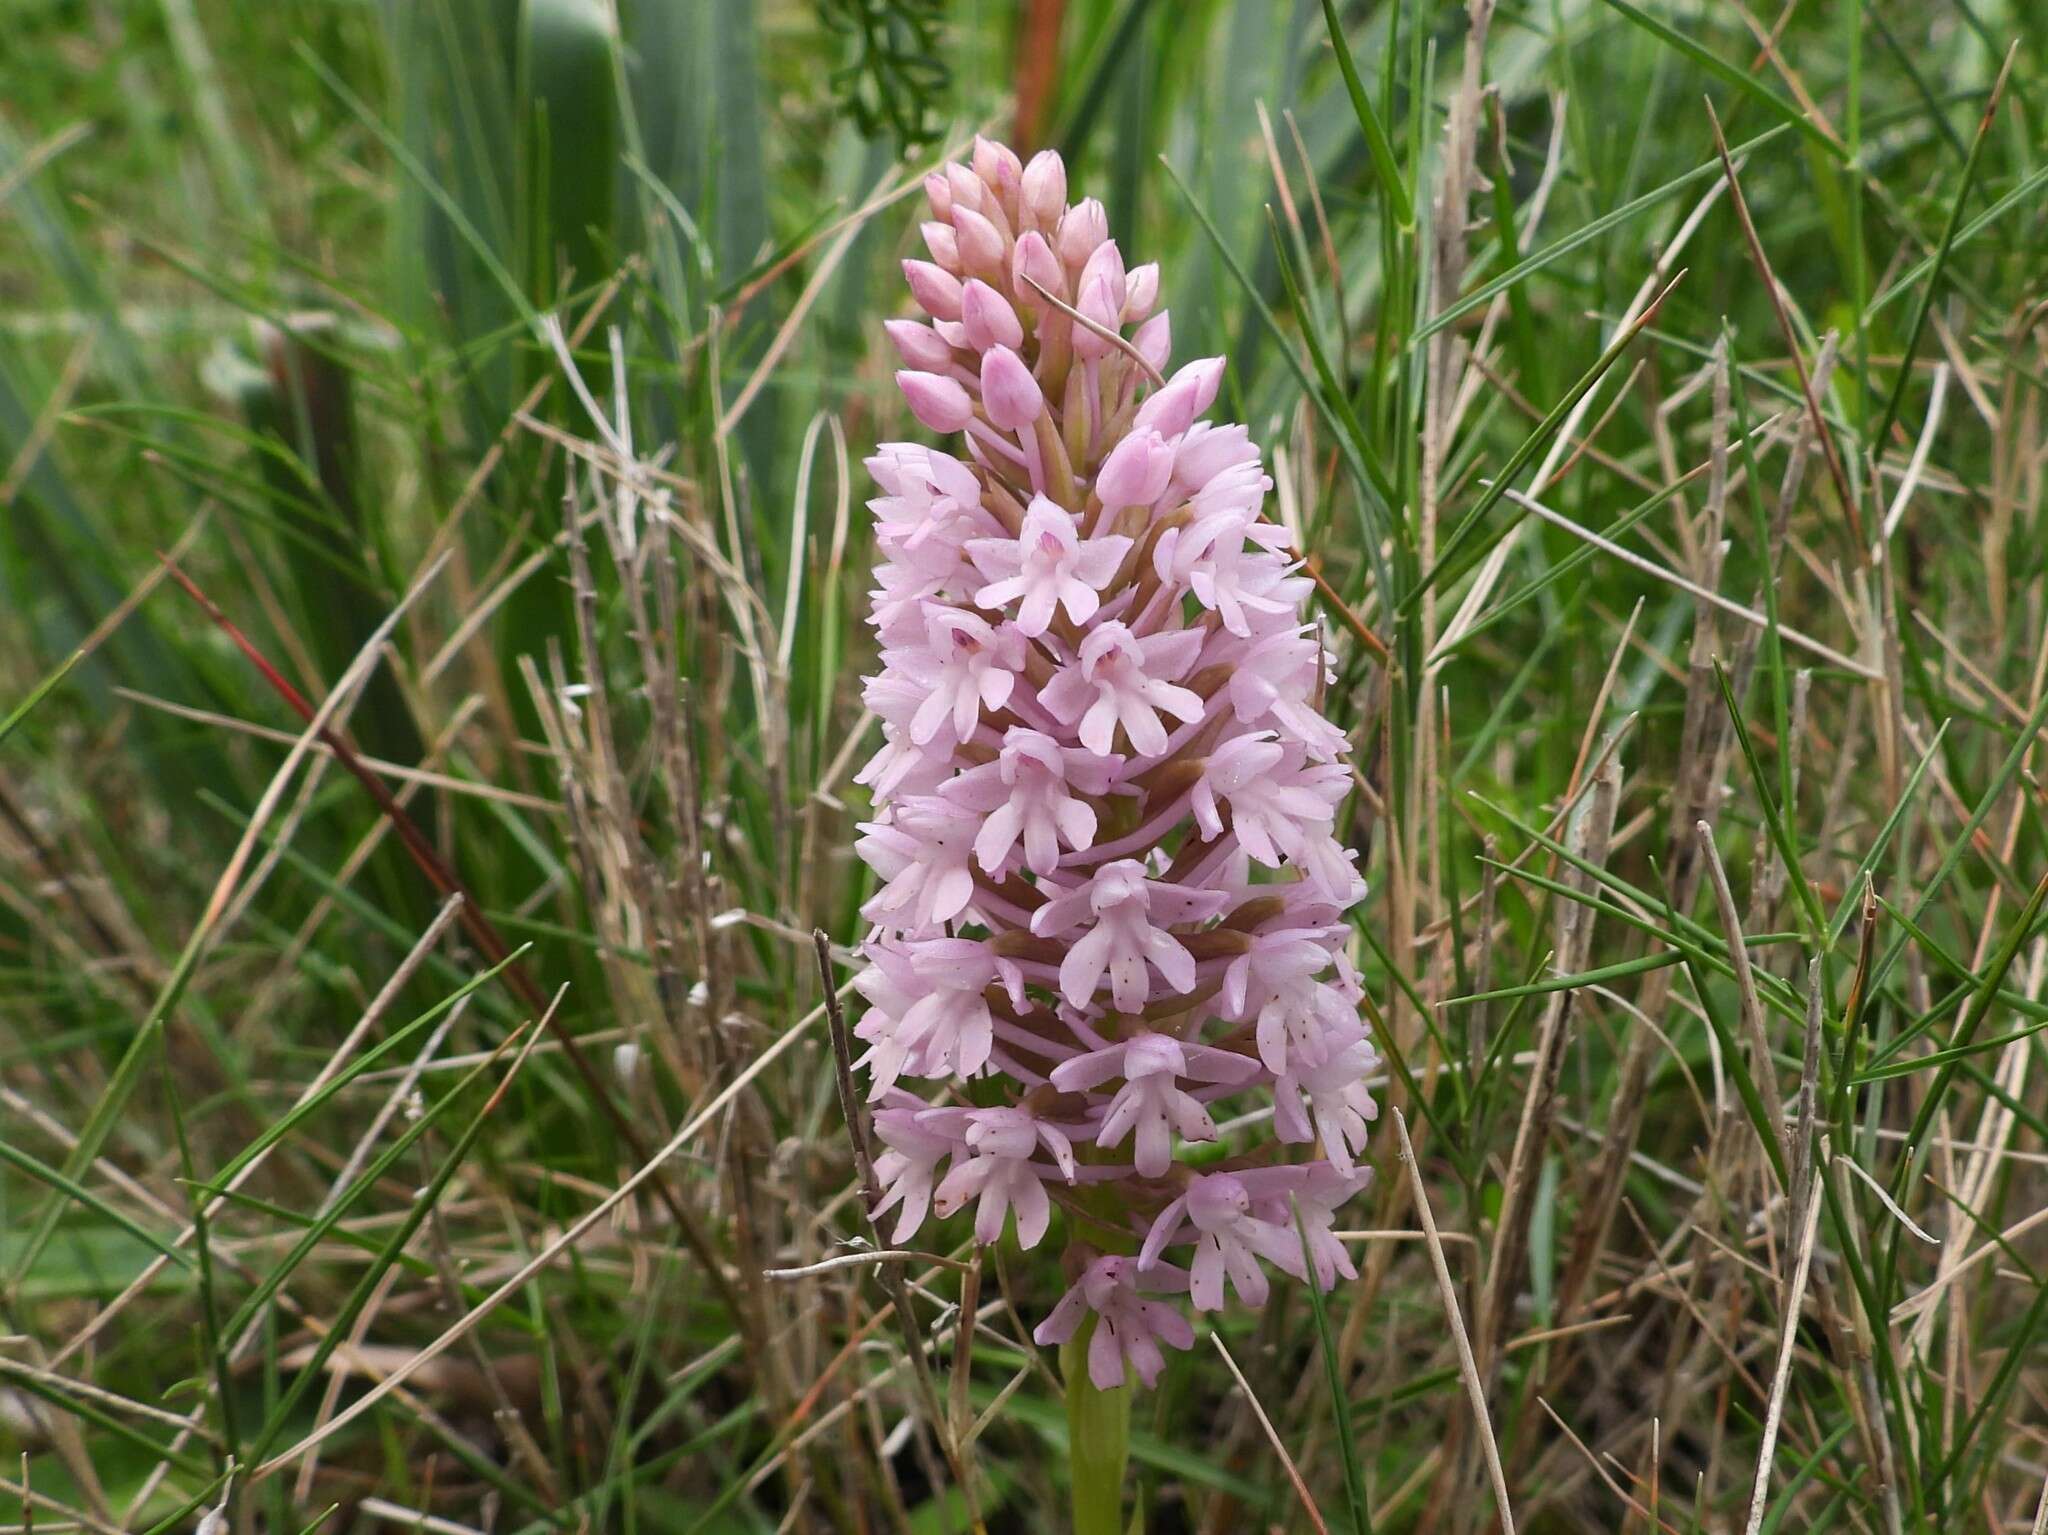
[1743,1168,1824,1535]
[1395,1108,1516,1535]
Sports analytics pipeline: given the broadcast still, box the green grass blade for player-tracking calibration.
[1413,124,1793,345]
[1713,659,1827,938]
[1593,0,1845,163]
[245,1014,546,1464]
[0,1135,193,1273]
[214,1040,514,1346]
[1866,44,2016,455]
[1865,158,2048,320]
[1295,1196,1374,1535]
[1319,0,1412,230]
[1408,279,1682,608]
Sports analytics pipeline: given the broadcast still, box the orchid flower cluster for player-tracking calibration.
[853,136,1378,1391]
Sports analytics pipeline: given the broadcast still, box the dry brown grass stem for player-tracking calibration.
[1213,1333,1330,1535]
[1705,102,1861,547]
[1396,1104,1515,1535]
[1742,1168,1824,1535]
[1697,822,1789,1173]
[1502,489,1879,678]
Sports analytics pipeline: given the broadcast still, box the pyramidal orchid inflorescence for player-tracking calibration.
[854,135,1379,1391]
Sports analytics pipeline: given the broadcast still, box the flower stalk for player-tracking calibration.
[1062,1322,1132,1535]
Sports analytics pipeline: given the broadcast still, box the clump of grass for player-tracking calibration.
[0,2,2045,1531]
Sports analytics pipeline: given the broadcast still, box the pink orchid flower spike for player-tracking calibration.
[852,137,1377,1390]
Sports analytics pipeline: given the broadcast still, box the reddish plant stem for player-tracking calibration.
[1013,0,1068,153]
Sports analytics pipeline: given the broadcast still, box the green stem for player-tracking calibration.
[1062,1324,1131,1535]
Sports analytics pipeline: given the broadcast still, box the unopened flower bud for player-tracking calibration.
[1011,231,1064,309]
[951,206,1007,275]
[946,163,984,213]
[1173,421,1256,488]
[980,345,1043,431]
[896,370,974,433]
[960,279,1024,353]
[1077,241,1128,315]
[1021,150,1068,229]
[1073,264,1125,362]
[1134,312,1172,373]
[1057,198,1108,269]
[1134,356,1225,437]
[902,259,963,322]
[884,319,955,372]
[920,220,960,270]
[1124,262,1160,322]
[1095,428,1175,509]
[973,134,1024,207]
